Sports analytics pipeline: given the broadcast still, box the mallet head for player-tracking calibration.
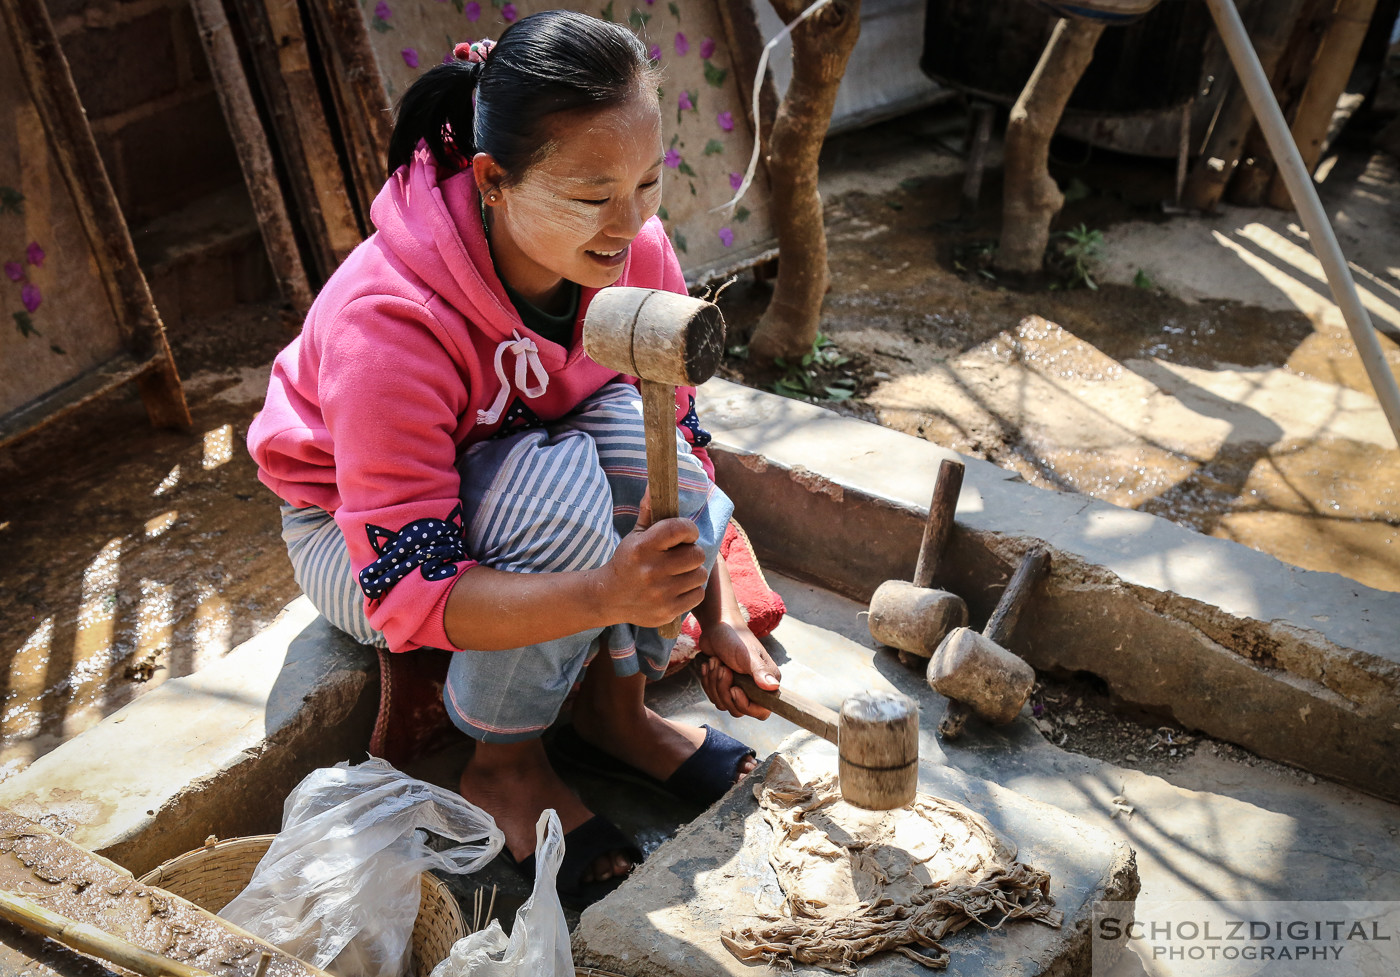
[837,690,920,810]
[868,581,968,658]
[583,286,725,386]
[927,626,1035,727]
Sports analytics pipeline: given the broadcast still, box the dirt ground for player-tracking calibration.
[2,91,1397,790]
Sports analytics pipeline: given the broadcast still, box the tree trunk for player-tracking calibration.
[996,17,1105,275]
[748,0,861,364]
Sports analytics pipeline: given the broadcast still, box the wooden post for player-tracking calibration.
[1227,0,1337,207]
[1266,0,1381,209]
[995,16,1106,275]
[226,0,365,281]
[1181,0,1308,213]
[0,0,191,438]
[187,0,314,313]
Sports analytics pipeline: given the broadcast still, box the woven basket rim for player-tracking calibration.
[138,833,467,977]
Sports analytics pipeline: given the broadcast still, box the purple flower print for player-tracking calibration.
[716,110,734,132]
[729,171,744,191]
[20,282,40,313]
[664,149,681,168]
[718,227,734,248]
[648,44,661,61]
[442,49,455,64]
[501,2,516,21]
[25,242,43,267]
[4,261,21,282]
[374,0,390,19]
[464,0,480,19]
[678,90,693,112]
[402,47,419,67]
[674,32,689,56]
[700,37,716,59]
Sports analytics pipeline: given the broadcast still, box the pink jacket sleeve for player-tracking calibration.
[321,294,478,652]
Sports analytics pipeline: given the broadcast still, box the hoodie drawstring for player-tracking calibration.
[477,330,549,426]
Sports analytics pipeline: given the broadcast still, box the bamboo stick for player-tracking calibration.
[0,890,213,977]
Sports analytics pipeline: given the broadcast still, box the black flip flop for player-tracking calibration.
[552,723,756,809]
[501,814,642,912]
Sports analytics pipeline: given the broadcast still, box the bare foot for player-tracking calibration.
[570,662,758,785]
[458,738,633,883]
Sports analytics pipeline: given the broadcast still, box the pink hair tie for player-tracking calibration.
[453,39,495,63]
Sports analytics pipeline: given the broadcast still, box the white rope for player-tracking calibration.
[476,331,548,425]
[710,0,834,215]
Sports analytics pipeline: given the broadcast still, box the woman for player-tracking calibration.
[246,10,781,906]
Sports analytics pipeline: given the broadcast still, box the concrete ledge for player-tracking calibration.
[0,597,377,875]
[697,380,1400,801]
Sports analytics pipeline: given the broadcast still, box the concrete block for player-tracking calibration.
[696,380,1400,801]
[0,598,377,875]
[574,736,1139,977]
[60,11,178,121]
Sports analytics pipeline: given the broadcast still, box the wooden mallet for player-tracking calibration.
[724,671,920,811]
[584,286,726,638]
[927,547,1049,739]
[868,458,969,660]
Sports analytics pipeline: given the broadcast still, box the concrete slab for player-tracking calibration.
[0,597,377,875]
[696,379,1400,802]
[573,738,1138,977]
[679,574,1399,976]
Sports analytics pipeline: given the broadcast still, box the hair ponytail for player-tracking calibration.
[387,10,657,183]
[387,60,483,176]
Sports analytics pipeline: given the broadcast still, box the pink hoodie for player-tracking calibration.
[247,146,709,653]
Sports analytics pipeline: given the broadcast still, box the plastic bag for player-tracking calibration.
[429,810,572,977]
[221,757,505,977]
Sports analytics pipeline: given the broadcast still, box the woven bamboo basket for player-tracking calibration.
[138,835,466,977]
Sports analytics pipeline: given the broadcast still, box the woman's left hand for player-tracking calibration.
[697,621,782,720]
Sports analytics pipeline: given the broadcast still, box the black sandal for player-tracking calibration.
[552,723,757,809]
[500,814,642,912]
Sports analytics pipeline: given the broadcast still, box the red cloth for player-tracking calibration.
[367,520,786,767]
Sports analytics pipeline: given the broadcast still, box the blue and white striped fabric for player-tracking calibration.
[282,504,390,648]
[280,381,732,743]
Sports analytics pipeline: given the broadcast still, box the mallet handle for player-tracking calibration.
[913,459,964,589]
[983,547,1049,648]
[640,380,684,638]
[729,672,839,745]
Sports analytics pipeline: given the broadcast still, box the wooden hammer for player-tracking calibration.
[927,547,1048,739]
[867,458,969,660]
[724,670,920,811]
[583,287,726,638]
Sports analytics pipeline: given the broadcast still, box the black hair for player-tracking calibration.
[386,10,658,179]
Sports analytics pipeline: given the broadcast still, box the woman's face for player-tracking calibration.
[480,86,665,309]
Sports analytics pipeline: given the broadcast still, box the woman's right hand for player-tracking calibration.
[599,516,709,627]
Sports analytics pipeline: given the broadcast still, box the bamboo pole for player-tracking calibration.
[1266,0,1380,209]
[0,890,213,977]
[1204,0,1400,446]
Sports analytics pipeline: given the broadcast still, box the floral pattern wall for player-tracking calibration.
[1,17,126,419]
[360,0,775,283]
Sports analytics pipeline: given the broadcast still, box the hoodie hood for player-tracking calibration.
[371,145,576,362]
